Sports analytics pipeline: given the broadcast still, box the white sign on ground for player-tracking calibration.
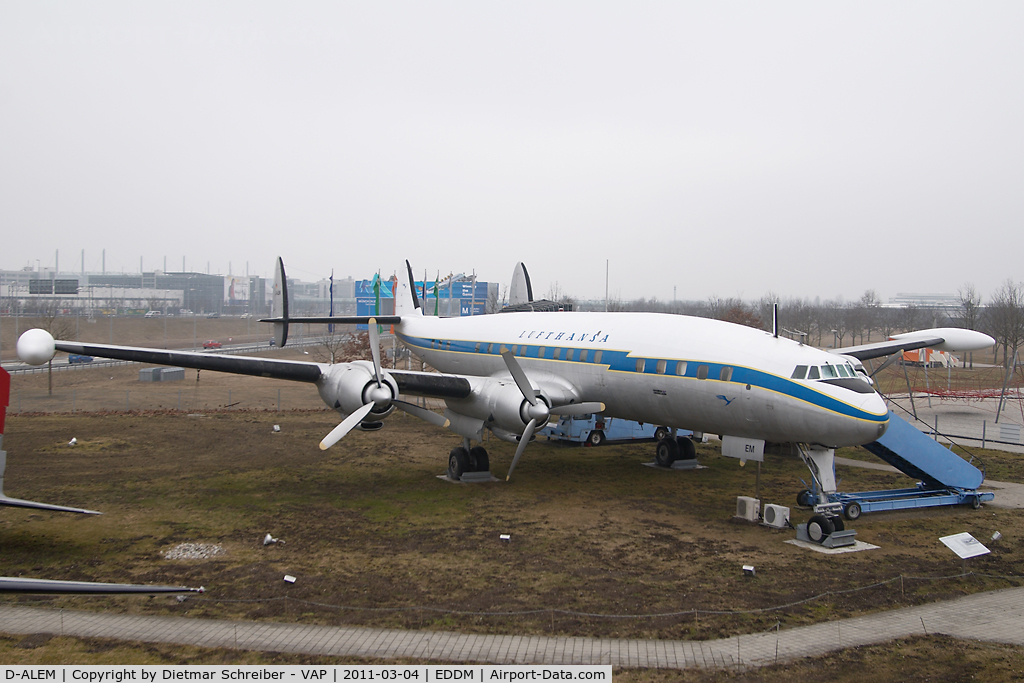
[940,532,991,559]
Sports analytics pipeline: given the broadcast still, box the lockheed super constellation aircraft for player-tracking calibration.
[16,258,994,536]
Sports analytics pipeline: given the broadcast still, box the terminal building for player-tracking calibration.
[1,264,497,320]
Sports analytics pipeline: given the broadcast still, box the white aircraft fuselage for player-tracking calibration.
[392,310,889,448]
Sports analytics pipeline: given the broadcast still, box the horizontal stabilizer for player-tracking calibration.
[259,316,402,325]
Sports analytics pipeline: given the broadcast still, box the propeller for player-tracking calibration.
[500,348,604,480]
[319,318,391,450]
[319,318,449,449]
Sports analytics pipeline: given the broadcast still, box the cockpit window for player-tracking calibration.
[807,366,820,380]
[820,365,837,379]
[792,365,808,380]
[836,364,850,378]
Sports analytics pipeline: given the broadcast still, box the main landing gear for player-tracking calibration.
[654,434,697,468]
[447,439,491,481]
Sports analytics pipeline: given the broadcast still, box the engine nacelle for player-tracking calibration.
[447,380,547,436]
[317,361,398,421]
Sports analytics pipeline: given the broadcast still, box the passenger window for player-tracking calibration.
[566,349,575,361]
[580,349,588,362]
[792,365,808,379]
[697,365,708,380]
[636,359,646,373]
[519,346,527,357]
[593,350,603,364]
[553,348,561,360]
[656,359,667,374]
[511,345,518,354]
[675,361,687,376]
[720,366,732,382]
[538,347,546,359]
[487,343,493,354]
[474,342,480,353]
[807,366,820,380]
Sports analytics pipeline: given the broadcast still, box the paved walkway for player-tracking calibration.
[2,586,1023,668]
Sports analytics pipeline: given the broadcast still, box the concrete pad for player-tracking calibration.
[436,473,501,484]
[979,479,1024,509]
[786,538,880,554]
[643,461,707,471]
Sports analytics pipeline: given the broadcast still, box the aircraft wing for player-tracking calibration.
[0,494,100,515]
[52,340,323,383]
[49,340,471,399]
[831,337,943,361]
[834,327,995,361]
[0,577,202,594]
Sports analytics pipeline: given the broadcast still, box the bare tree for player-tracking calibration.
[485,289,500,314]
[38,299,76,395]
[956,283,983,330]
[310,326,353,365]
[855,289,882,343]
[956,283,983,368]
[546,281,576,310]
[985,280,1024,367]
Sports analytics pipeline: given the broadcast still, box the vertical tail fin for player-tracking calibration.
[394,260,422,317]
[272,257,290,347]
[508,262,533,306]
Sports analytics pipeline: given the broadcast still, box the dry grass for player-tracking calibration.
[2,409,1022,644]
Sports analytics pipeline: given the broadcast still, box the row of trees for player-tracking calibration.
[563,281,1024,368]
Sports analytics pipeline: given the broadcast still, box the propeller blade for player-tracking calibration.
[393,400,450,428]
[319,402,375,450]
[871,349,905,378]
[550,402,605,416]
[368,317,383,388]
[506,417,539,481]
[500,347,537,405]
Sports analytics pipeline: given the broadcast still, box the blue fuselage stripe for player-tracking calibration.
[397,334,885,423]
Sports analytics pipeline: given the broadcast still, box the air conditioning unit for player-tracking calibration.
[735,496,760,522]
[763,504,791,529]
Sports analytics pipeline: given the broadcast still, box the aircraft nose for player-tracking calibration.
[859,393,889,442]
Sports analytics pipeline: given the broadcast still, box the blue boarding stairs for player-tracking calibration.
[825,410,994,520]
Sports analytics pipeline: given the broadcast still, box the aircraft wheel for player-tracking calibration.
[797,489,816,507]
[844,502,862,521]
[972,495,982,509]
[677,436,697,460]
[655,438,679,467]
[654,427,669,442]
[448,447,470,481]
[831,515,845,532]
[588,431,605,447]
[806,514,835,544]
[469,446,490,473]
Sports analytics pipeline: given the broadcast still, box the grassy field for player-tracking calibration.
[2,321,1024,675]
[2,410,1022,641]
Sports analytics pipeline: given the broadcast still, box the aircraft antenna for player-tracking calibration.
[773,303,778,338]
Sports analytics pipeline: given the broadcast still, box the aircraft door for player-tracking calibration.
[742,384,761,423]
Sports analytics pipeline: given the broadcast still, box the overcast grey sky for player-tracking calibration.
[2,2,1022,303]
